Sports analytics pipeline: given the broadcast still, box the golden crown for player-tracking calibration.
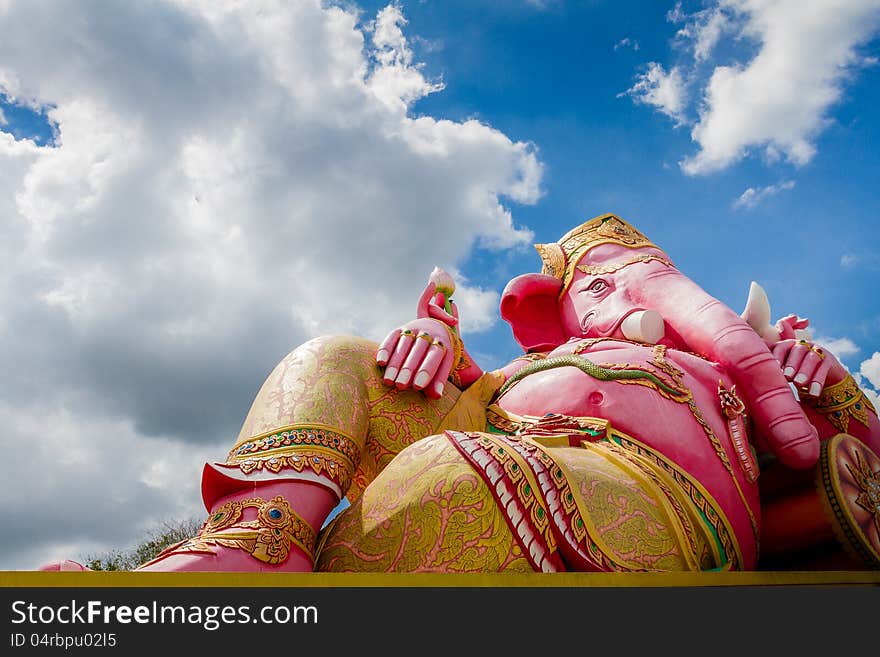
[534,213,660,293]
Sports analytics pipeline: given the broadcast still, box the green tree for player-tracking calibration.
[82,517,203,571]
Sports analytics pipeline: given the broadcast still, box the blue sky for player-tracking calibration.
[376,0,880,374]
[0,0,878,568]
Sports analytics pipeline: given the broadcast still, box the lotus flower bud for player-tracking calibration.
[429,266,456,297]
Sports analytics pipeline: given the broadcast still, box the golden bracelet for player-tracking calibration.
[446,327,467,387]
[806,373,876,433]
[424,318,465,380]
[449,349,472,387]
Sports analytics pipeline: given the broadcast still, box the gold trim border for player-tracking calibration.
[2,571,878,588]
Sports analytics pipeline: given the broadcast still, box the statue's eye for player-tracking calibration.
[587,279,608,293]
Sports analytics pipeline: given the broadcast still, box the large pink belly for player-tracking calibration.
[494,346,761,567]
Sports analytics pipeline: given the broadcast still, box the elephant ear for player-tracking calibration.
[500,273,566,353]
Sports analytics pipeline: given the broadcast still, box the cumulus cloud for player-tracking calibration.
[444,268,502,335]
[814,336,860,358]
[621,62,688,126]
[669,2,730,61]
[732,179,795,209]
[368,4,444,112]
[856,351,880,407]
[0,0,541,568]
[861,352,880,386]
[625,1,880,175]
[682,0,880,175]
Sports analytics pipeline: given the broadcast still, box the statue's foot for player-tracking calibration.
[133,480,329,572]
[135,543,316,572]
[38,559,92,572]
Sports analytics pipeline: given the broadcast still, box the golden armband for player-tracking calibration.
[806,374,877,433]
[448,328,471,388]
[225,424,360,495]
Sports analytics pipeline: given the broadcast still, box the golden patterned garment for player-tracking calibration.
[315,433,534,573]
[316,426,739,573]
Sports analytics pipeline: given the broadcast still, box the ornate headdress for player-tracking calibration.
[534,213,662,294]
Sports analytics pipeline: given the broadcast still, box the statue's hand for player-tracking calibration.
[772,338,848,398]
[377,269,482,397]
[377,277,460,399]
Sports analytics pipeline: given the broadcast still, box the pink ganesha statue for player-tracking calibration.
[50,213,880,573]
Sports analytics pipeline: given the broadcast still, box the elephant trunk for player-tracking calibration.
[637,264,819,470]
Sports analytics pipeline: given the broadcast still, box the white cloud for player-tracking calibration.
[666,1,687,23]
[670,3,731,61]
[0,1,541,569]
[412,35,445,54]
[861,352,880,388]
[681,0,880,175]
[454,284,500,334]
[614,37,640,52]
[855,352,880,408]
[367,4,444,112]
[626,1,880,175]
[814,336,860,358]
[622,62,688,126]
[446,269,501,335]
[732,179,795,209]
[861,385,880,410]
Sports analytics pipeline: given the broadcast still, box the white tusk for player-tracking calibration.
[741,281,780,342]
[741,281,770,329]
[620,310,665,344]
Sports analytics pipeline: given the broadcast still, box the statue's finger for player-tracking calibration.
[429,343,455,399]
[771,340,793,368]
[804,356,832,398]
[416,282,436,319]
[782,341,810,380]
[792,349,824,388]
[413,338,448,394]
[383,329,416,385]
[376,328,401,365]
[427,303,458,326]
[396,331,432,389]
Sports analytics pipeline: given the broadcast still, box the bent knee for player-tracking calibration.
[291,334,379,366]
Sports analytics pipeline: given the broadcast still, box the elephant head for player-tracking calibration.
[499,213,819,470]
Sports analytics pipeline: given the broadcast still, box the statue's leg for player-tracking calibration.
[138,335,467,572]
[315,432,535,573]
